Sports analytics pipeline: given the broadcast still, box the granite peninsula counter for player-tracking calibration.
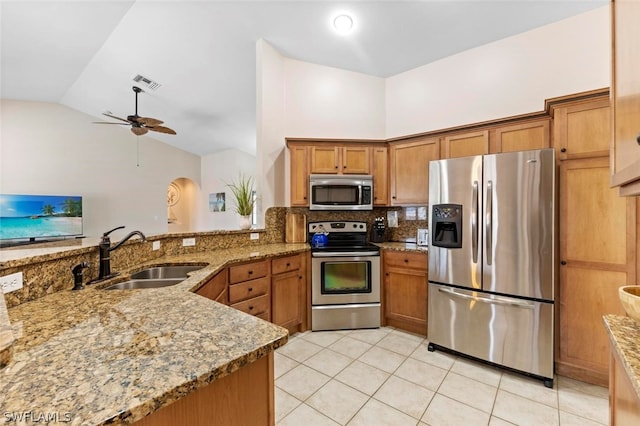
[0,243,309,425]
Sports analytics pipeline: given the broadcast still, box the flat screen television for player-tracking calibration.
[0,194,83,246]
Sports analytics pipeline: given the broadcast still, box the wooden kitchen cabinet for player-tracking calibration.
[611,0,640,195]
[491,118,550,153]
[195,269,228,305]
[310,145,370,174]
[271,253,306,333]
[134,353,274,426]
[383,250,428,336]
[557,156,636,385]
[389,136,438,206]
[609,335,640,425]
[552,95,610,160]
[229,260,271,321]
[290,145,309,206]
[441,130,489,159]
[371,146,389,206]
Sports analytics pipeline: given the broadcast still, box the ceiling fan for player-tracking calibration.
[93,86,176,136]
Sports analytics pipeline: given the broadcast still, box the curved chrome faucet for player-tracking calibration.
[97,226,146,280]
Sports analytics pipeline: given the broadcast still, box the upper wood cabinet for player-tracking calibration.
[290,145,309,206]
[491,119,550,153]
[552,96,610,160]
[310,146,370,174]
[441,130,489,159]
[371,146,389,206]
[611,0,640,194]
[389,137,439,206]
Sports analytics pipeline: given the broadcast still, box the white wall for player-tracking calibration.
[385,7,610,138]
[256,40,387,209]
[283,58,386,139]
[0,100,201,239]
[199,148,256,231]
[256,39,287,219]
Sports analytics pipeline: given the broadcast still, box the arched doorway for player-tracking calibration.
[167,177,198,233]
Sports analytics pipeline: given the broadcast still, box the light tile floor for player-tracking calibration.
[275,327,609,426]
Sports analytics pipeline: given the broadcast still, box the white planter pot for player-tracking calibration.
[239,215,252,230]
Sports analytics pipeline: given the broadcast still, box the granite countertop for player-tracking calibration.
[603,314,640,400]
[1,243,308,425]
[376,241,429,253]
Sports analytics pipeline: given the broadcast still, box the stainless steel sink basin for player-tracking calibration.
[130,265,204,280]
[104,279,184,290]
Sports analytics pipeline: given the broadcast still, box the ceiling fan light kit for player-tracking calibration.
[93,86,176,136]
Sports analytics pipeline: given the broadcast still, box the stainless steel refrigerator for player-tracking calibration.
[427,148,555,388]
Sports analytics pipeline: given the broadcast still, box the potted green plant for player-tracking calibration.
[226,173,255,230]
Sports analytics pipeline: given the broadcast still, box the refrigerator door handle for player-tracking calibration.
[437,287,535,309]
[472,180,479,262]
[486,180,493,265]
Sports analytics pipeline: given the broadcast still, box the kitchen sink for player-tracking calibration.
[104,278,184,290]
[130,265,204,280]
[103,264,206,290]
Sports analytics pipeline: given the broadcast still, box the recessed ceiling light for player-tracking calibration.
[333,14,354,34]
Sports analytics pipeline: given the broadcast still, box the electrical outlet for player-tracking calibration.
[250,233,259,240]
[152,241,161,251]
[182,238,196,247]
[0,272,23,293]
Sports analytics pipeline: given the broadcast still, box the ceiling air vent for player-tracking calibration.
[132,74,161,92]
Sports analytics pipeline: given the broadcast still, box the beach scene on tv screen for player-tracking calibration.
[0,194,83,240]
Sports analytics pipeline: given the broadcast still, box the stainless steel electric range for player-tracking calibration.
[308,221,381,331]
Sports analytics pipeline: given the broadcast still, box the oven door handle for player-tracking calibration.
[312,251,380,257]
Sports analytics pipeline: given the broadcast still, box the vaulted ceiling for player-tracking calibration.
[1,1,606,156]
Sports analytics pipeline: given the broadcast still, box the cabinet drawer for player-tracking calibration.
[272,254,302,275]
[384,251,427,270]
[231,294,270,317]
[228,277,270,304]
[229,260,269,284]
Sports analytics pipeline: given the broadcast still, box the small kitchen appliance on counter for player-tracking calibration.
[370,217,386,243]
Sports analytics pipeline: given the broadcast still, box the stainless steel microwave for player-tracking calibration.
[309,174,373,211]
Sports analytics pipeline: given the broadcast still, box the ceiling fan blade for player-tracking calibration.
[137,117,164,126]
[131,127,148,136]
[147,125,176,135]
[102,112,131,123]
[92,121,129,125]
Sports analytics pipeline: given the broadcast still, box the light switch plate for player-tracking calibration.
[152,241,161,251]
[0,272,23,293]
[182,238,196,247]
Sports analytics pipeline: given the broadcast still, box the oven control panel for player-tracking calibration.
[308,221,367,233]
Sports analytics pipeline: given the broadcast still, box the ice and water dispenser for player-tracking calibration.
[431,204,463,248]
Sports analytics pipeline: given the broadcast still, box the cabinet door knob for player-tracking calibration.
[335,165,338,169]
[636,133,640,145]
[560,261,567,265]
[248,270,253,275]
[299,275,303,280]
[286,262,290,267]
[560,148,567,153]
[249,306,254,310]
[248,287,253,292]
[385,272,389,276]
[404,259,409,263]
[392,196,396,199]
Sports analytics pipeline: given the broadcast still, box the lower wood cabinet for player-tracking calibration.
[134,352,274,426]
[195,253,308,333]
[383,250,428,336]
[271,253,306,333]
[609,345,640,425]
[195,270,228,305]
